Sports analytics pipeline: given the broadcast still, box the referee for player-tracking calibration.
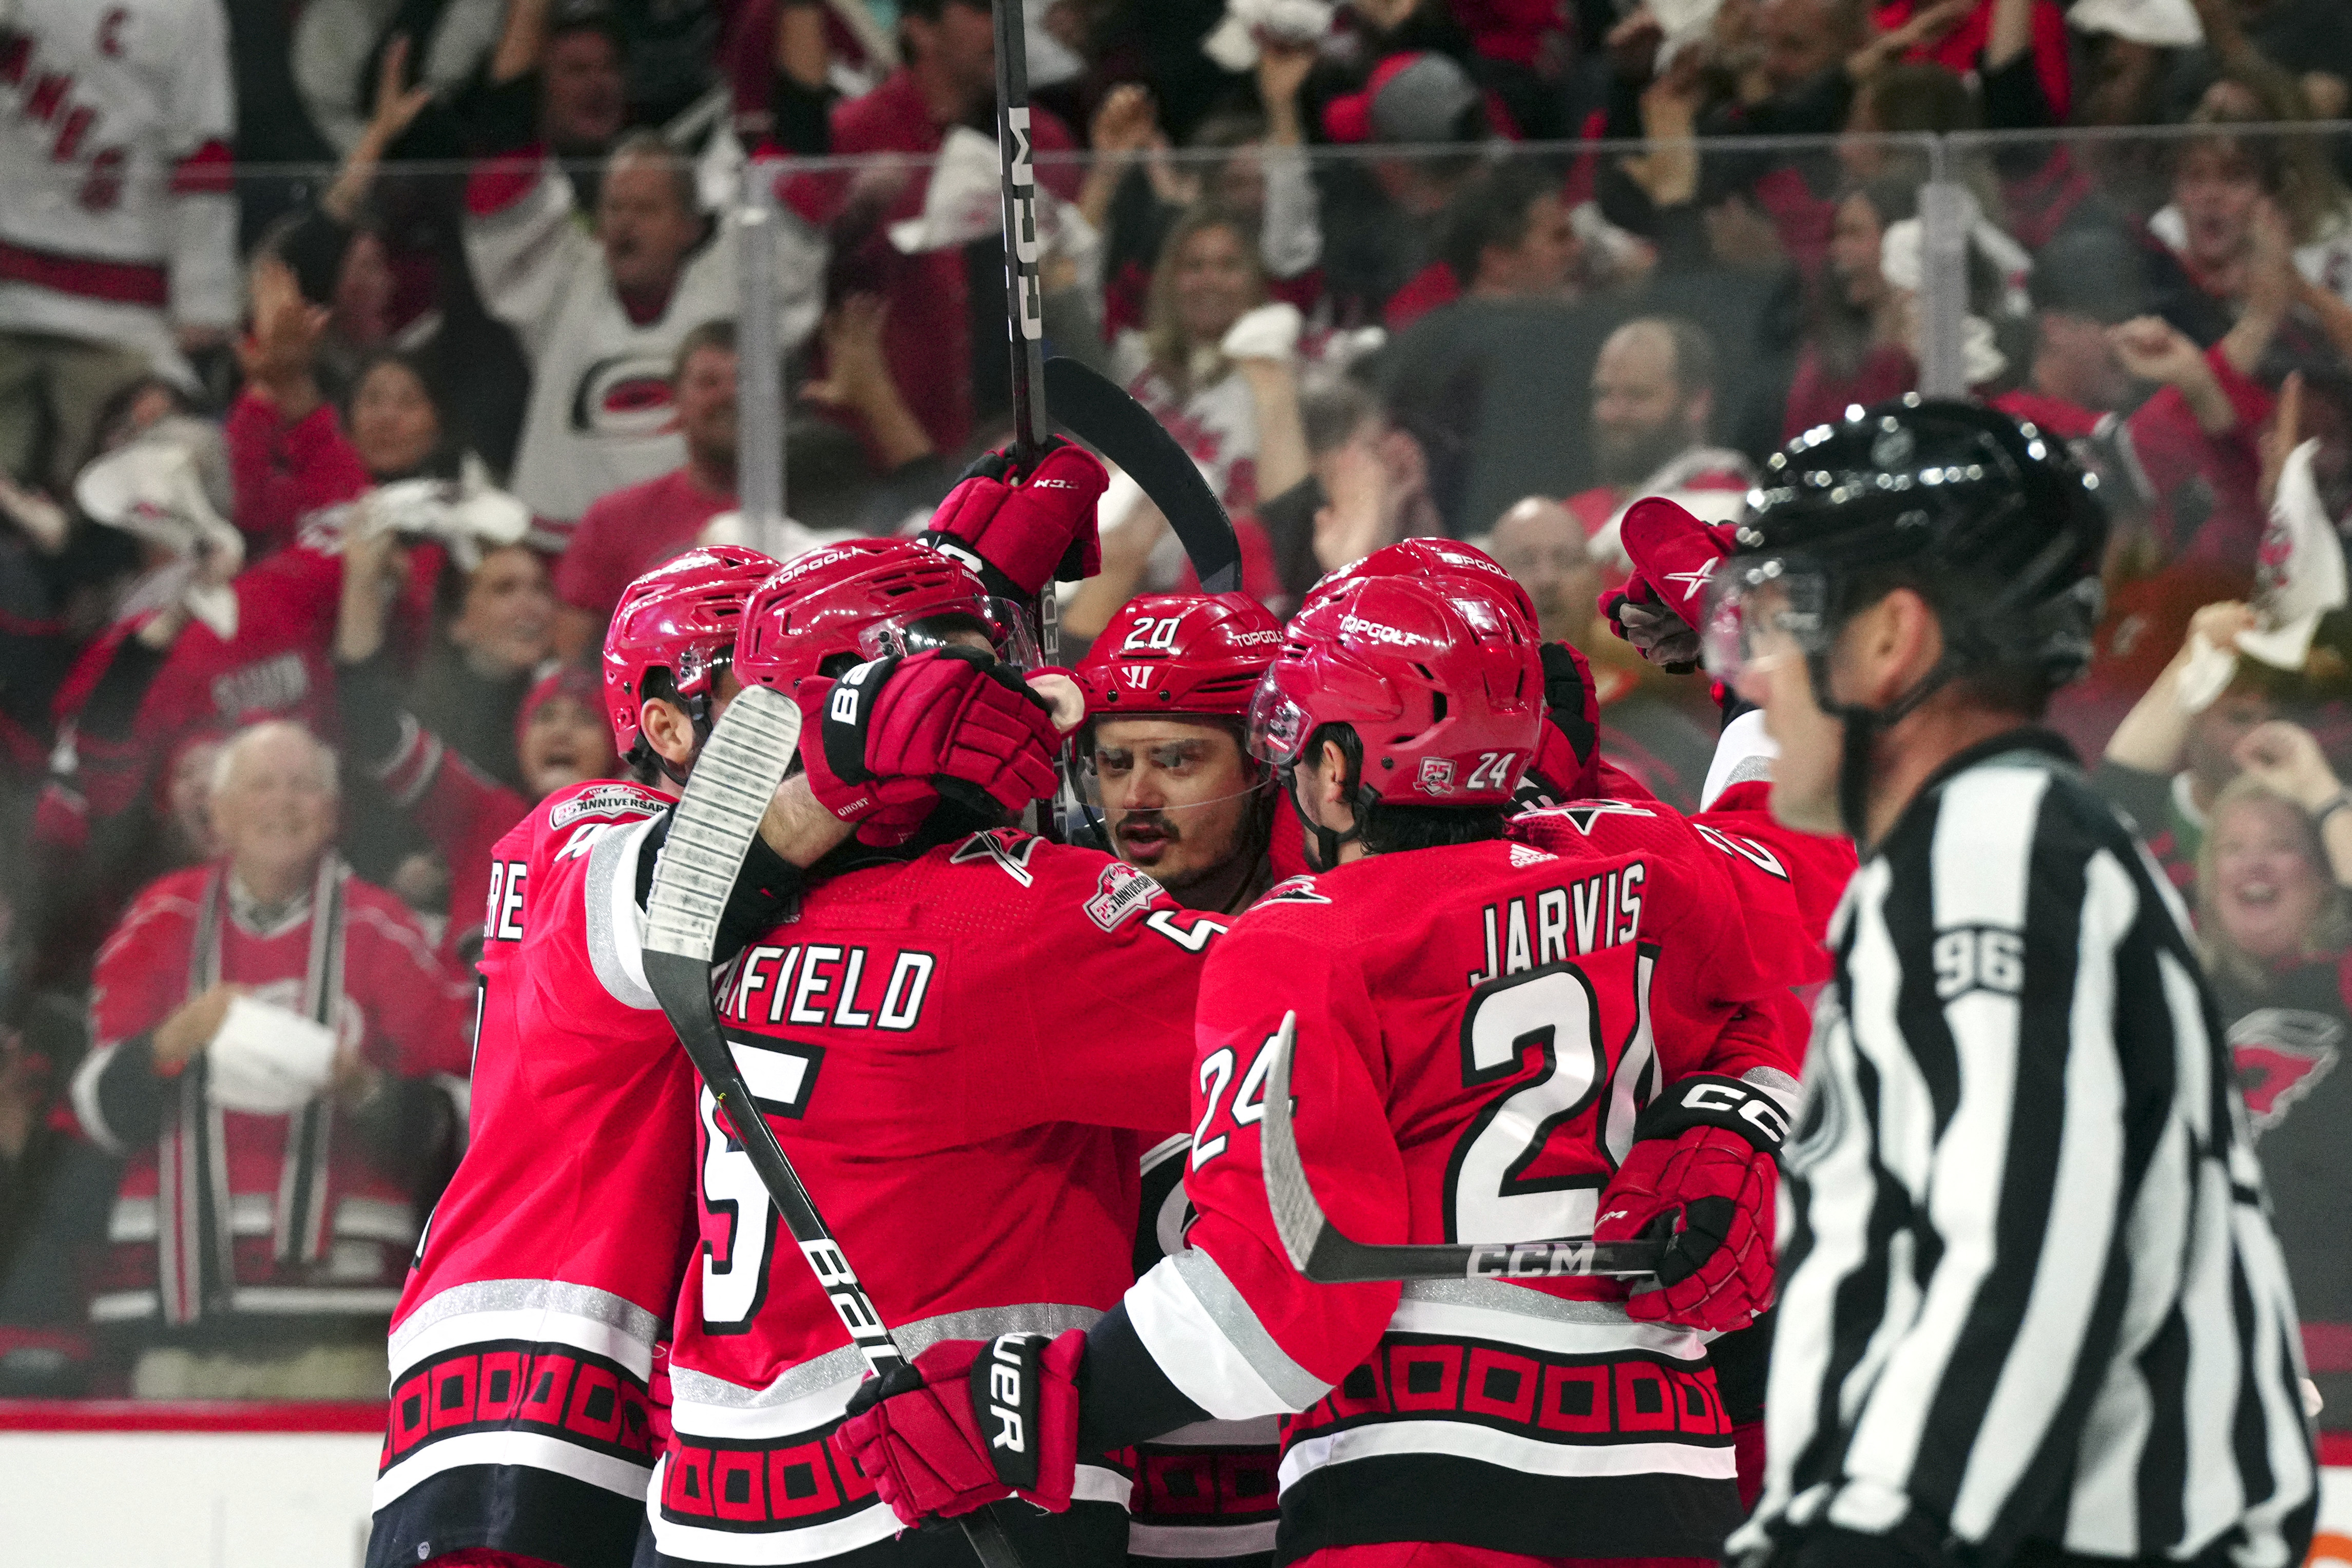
[1699,401,2317,1568]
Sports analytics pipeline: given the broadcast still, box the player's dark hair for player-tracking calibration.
[1306,722,1507,856]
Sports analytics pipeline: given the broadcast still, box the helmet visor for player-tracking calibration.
[857,596,1043,672]
[1246,677,1315,769]
[1077,725,1266,815]
[1697,558,1831,687]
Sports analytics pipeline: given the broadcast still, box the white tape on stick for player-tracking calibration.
[643,684,805,962]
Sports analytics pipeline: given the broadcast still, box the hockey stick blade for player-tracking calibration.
[1259,1012,1667,1285]
[642,685,1029,1568]
[1044,356,1243,595]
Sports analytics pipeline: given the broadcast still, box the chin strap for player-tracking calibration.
[1811,650,1954,846]
[1281,769,1361,872]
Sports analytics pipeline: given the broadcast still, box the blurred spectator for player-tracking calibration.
[227,257,471,559]
[1783,179,1919,437]
[1481,491,1718,808]
[474,0,632,191]
[340,516,612,964]
[465,130,819,535]
[2096,599,2300,891]
[1871,0,2072,121]
[2191,760,2352,1425]
[782,0,1078,461]
[554,320,741,656]
[1250,376,1376,609]
[1487,496,1602,649]
[1598,0,1875,275]
[342,523,557,799]
[67,721,469,1397]
[1316,50,1495,325]
[1084,41,1323,340]
[0,0,237,496]
[1377,166,1627,535]
[1569,317,1752,568]
[1112,205,1308,517]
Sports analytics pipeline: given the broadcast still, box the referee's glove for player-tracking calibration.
[1593,1073,1787,1331]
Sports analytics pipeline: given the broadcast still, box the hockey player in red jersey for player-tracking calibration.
[1075,593,1290,1568]
[835,571,1802,1568]
[1075,591,1290,914]
[368,538,1073,1568]
[641,530,1235,1568]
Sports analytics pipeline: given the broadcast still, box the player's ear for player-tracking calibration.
[1314,737,1355,820]
[640,698,696,770]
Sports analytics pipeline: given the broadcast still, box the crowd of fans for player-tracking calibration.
[0,0,2348,1408]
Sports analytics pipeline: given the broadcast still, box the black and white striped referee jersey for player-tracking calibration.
[1733,730,2316,1568]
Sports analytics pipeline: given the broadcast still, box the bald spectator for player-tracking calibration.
[1568,318,1753,568]
[553,321,741,656]
[1483,495,1718,809]
[69,722,470,1397]
[1487,497,1603,649]
[464,132,819,537]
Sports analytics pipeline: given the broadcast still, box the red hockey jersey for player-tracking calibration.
[648,828,1225,1568]
[1512,789,1857,1050]
[372,778,692,1568]
[1120,833,1799,1561]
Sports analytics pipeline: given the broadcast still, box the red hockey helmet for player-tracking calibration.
[1248,573,1543,807]
[734,538,1032,693]
[603,544,780,762]
[1073,592,1284,720]
[1303,538,1538,637]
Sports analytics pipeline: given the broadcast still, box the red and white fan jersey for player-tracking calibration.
[0,0,237,373]
[648,828,1224,1568]
[1122,833,1800,1561]
[371,779,693,1568]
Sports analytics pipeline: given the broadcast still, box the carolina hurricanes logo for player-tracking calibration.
[1416,757,1456,795]
[2228,1008,2341,1133]
[569,354,677,437]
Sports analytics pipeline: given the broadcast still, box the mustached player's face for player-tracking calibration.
[1094,719,1257,891]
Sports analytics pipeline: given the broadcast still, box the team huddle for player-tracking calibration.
[362,400,2318,1568]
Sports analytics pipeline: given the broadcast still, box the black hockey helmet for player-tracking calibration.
[1696,397,2110,836]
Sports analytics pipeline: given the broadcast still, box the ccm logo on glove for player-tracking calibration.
[1668,1079,1791,1150]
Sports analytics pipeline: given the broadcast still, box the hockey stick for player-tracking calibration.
[991,0,1058,687]
[1044,355,1244,596]
[1258,1011,1668,1284]
[642,686,1029,1568]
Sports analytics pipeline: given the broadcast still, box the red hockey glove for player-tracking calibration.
[1597,497,1738,673]
[1593,1073,1789,1332]
[830,1331,1086,1527]
[1523,641,1602,802]
[799,647,1063,846]
[920,437,1108,599]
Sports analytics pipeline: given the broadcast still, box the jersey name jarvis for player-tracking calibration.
[649,829,1224,1568]
[1132,835,1800,1562]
